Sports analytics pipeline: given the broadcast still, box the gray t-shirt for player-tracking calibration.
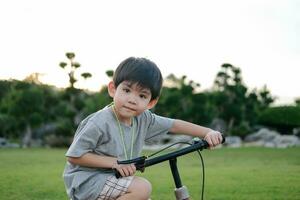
[63,106,174,200]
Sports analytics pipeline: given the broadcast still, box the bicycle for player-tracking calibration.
[114,135,225,200]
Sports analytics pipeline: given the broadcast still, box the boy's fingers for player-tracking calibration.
[213,139,218,146]
[118,165,128,177]
[124,167,131,177]
[214,133,222,145]
[206,131,223,147]
[130,164,136,175]
[205,137,213,147]
[218,133,223,143]
[119,168,125,177]
[210,135,217,146]
[130,164,136,171]
[127,166,134,176]
[118,164,136,177]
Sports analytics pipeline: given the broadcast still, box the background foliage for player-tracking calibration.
[0,54,299,147]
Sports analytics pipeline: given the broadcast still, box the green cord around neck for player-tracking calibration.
[111,104,135,160]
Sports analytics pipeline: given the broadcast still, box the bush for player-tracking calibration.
[44,134,72,147]
[258,106,300,134]
[229,121,251,138]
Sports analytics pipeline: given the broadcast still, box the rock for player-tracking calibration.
[0,137,20,148]
[224,136,242,148]
[244,128,300,148]
[244,128,280,142]
[264,141,276,148]
[293,127,300,137]
[273,135,300,148]
[0,137,7,147]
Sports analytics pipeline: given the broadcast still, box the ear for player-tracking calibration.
[107,81,116,98]
[147,98,159,109]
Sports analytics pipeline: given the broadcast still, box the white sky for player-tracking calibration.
[0,0,299,105]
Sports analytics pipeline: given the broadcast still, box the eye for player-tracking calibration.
[139,94,147,99]
[123,88,130,93]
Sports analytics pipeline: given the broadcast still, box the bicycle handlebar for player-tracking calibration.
[114,136,225,178]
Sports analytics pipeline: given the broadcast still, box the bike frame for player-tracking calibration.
[115,137,224,200]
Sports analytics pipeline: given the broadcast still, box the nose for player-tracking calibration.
[128,94,137,105]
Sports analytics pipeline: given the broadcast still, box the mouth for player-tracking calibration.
[123,106,136,112]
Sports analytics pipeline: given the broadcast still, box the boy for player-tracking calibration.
[63,57,223,200]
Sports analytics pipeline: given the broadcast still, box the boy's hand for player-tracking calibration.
[112,163,136,177]
[204,130,223,148]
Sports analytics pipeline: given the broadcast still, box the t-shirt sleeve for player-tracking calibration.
[144,110,174,141]
[66,120,102,158]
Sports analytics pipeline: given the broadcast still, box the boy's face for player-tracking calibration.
[108,81,158,122]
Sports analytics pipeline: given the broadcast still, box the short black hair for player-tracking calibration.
[113,57,163,100]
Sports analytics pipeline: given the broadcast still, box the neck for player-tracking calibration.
[121,118,132,126]
[111,106,132,126]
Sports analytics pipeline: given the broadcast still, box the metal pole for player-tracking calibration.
[169,158,190,200]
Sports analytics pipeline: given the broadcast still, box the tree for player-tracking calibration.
[155,74,210,124]
[0,82,45,147]
[295,98,300,106]
[0,80,12,100]
[213,64,248,132]
[59,52,92,89]
[212,63,274,137]
[24,73,44,84]
[59,52,93,131]
[106,70,114,78]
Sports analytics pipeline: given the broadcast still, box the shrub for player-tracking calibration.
[229,121,251,138]
[258,106,300,134]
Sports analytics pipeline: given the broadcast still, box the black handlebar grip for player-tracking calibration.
[221,135,226,144]
[113,168,122,179]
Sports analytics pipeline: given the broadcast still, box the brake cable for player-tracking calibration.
[145,140,206,200]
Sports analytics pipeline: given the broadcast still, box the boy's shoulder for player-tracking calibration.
[83,106,114,127]
[137,109,156,121]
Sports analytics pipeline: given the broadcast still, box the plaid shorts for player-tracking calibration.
[97,175,133,200]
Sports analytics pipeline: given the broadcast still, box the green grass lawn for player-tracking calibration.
[0,147,299,200]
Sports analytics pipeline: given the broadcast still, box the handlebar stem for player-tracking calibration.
[169,158,182,188]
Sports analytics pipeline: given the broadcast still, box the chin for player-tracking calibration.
[120,111,135,118]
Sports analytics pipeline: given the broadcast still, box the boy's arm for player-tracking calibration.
[67,153,117,168]
[67,153,136,177]
[169,119,223,147]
